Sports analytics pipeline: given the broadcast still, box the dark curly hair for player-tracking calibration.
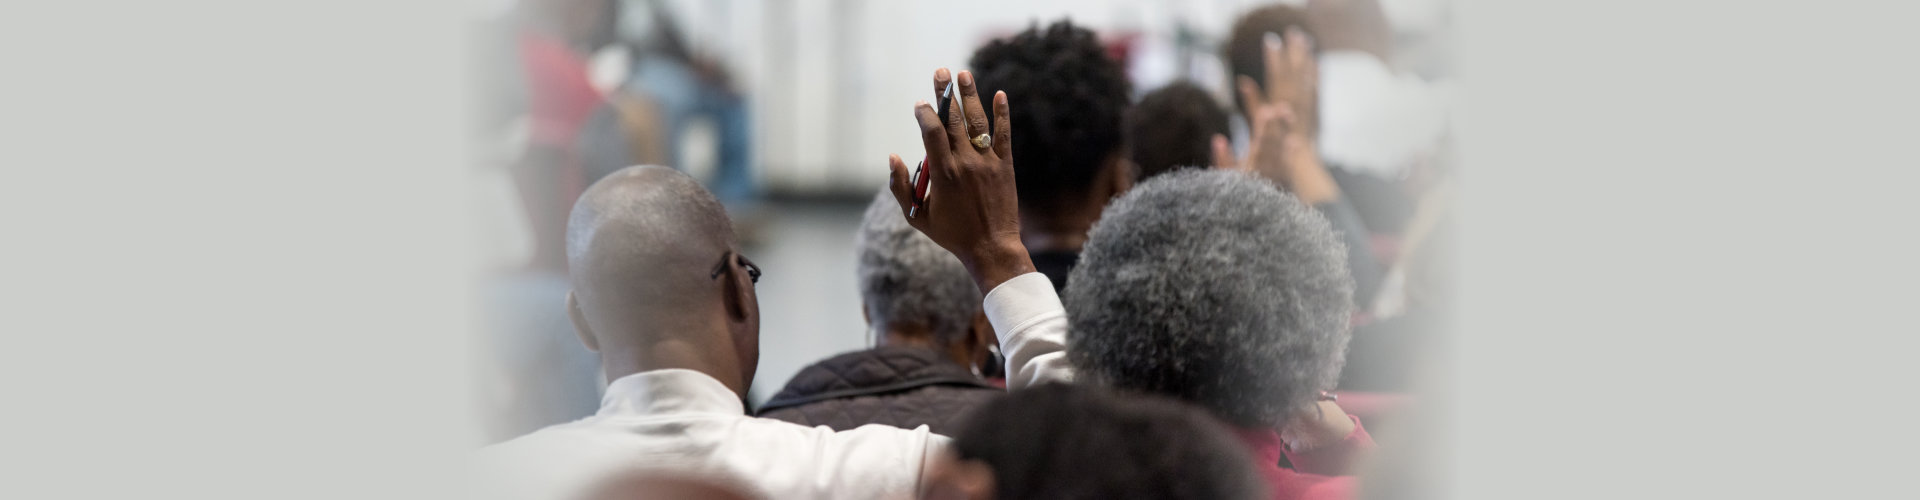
[1126,81,1231,182]
[969,20,1131,214]
[950,383,1266,500]
[1223,4,1314,117]
[1066,169,1354,428]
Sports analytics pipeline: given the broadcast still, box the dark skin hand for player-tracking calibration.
[1282,400,1360,452]
[886,68,1035,294]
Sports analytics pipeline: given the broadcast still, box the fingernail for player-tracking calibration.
[1264,32,1283,50]
[958,70,973,87]
[937,67,950,81]
[1287,27,1312,48]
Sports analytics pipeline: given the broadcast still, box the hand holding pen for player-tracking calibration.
[886,67,1032,293]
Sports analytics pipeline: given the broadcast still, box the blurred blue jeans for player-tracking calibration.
[627,56,756,206]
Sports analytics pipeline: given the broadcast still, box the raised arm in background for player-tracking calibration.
[1224,27,1386,308]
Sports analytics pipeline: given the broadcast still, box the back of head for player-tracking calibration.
[969,19,1131,216]
[856,189,982,347]
[947,383,1265,500]
[1065,169,1354,428]
[1125,81,1231,182]
[1224,4,1314,117]
[566,165,735,345]
[1305,0,1394,62]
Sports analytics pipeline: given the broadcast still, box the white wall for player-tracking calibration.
[708,0,1293,194]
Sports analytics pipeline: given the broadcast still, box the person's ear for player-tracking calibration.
[721,257,755,323]
[721,255,761,386]
[567,290,600,353]
[1106,152,1134,199]
[964,312,996,374]
[862,303,881,349]
[1211,133,1242,170]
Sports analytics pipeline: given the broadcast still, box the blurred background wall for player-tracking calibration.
[581,0,1450,195]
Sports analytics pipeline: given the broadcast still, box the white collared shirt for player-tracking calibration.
[477,272,1072,500]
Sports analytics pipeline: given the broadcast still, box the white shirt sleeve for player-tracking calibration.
[981,272,1075,389]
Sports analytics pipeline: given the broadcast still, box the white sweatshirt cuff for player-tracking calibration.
[982,272,1062,340]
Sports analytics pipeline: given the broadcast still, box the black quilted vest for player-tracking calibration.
[756,345,1000,436]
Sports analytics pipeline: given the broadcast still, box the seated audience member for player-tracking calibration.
[969,20,1133,292]
[509,0,616,273]
[478,162,1067,499]
[1125,81,1233,181]
[924,384,1266,500]
[756,190,1001,435]
[1067,169,1371,499]
[885,68,1370,499]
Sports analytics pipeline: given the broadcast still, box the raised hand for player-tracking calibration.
[886,68,1034,293]
[1233,27,1339,205]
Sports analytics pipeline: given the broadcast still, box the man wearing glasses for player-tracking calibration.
[477,101,1065,500]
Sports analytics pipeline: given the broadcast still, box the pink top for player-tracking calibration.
[1231,414,1375,500]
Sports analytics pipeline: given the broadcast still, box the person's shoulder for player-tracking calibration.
[733,414,948,453]
[477,417,608,459]
[471,421,625,500]
[704,418,943,498]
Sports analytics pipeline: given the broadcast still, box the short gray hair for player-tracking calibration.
[856,189,982,346]
[1065,169,1354,427]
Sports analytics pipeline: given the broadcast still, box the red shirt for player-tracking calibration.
[512,30,602,270]
[517,31,602,149]
[1232,415,1375,500]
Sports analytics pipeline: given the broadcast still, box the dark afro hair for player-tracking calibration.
[950,383,1266,500]
[969,19,1131,214]
[1223,4,1314,117]
[1126,81,1231,182]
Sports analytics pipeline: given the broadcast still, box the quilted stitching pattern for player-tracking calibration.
[758,346,999,436]
[762,384,997,436]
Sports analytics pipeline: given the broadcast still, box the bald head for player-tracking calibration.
[567,165,733,278]
[565,166,757,390]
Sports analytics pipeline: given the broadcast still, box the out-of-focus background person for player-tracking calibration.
[927,384,1270,500]
[469,0,1452,443]
[1125,80,1234,181]
[968,20,1135,292]
[754,190,1001,435]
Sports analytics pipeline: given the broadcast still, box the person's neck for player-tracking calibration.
[600,333,746,397]
[876,324,967,367]
[1018,210,1097,254]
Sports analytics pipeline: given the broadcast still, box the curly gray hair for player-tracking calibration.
[856,189,983,346]
[1065,169,1354,427]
